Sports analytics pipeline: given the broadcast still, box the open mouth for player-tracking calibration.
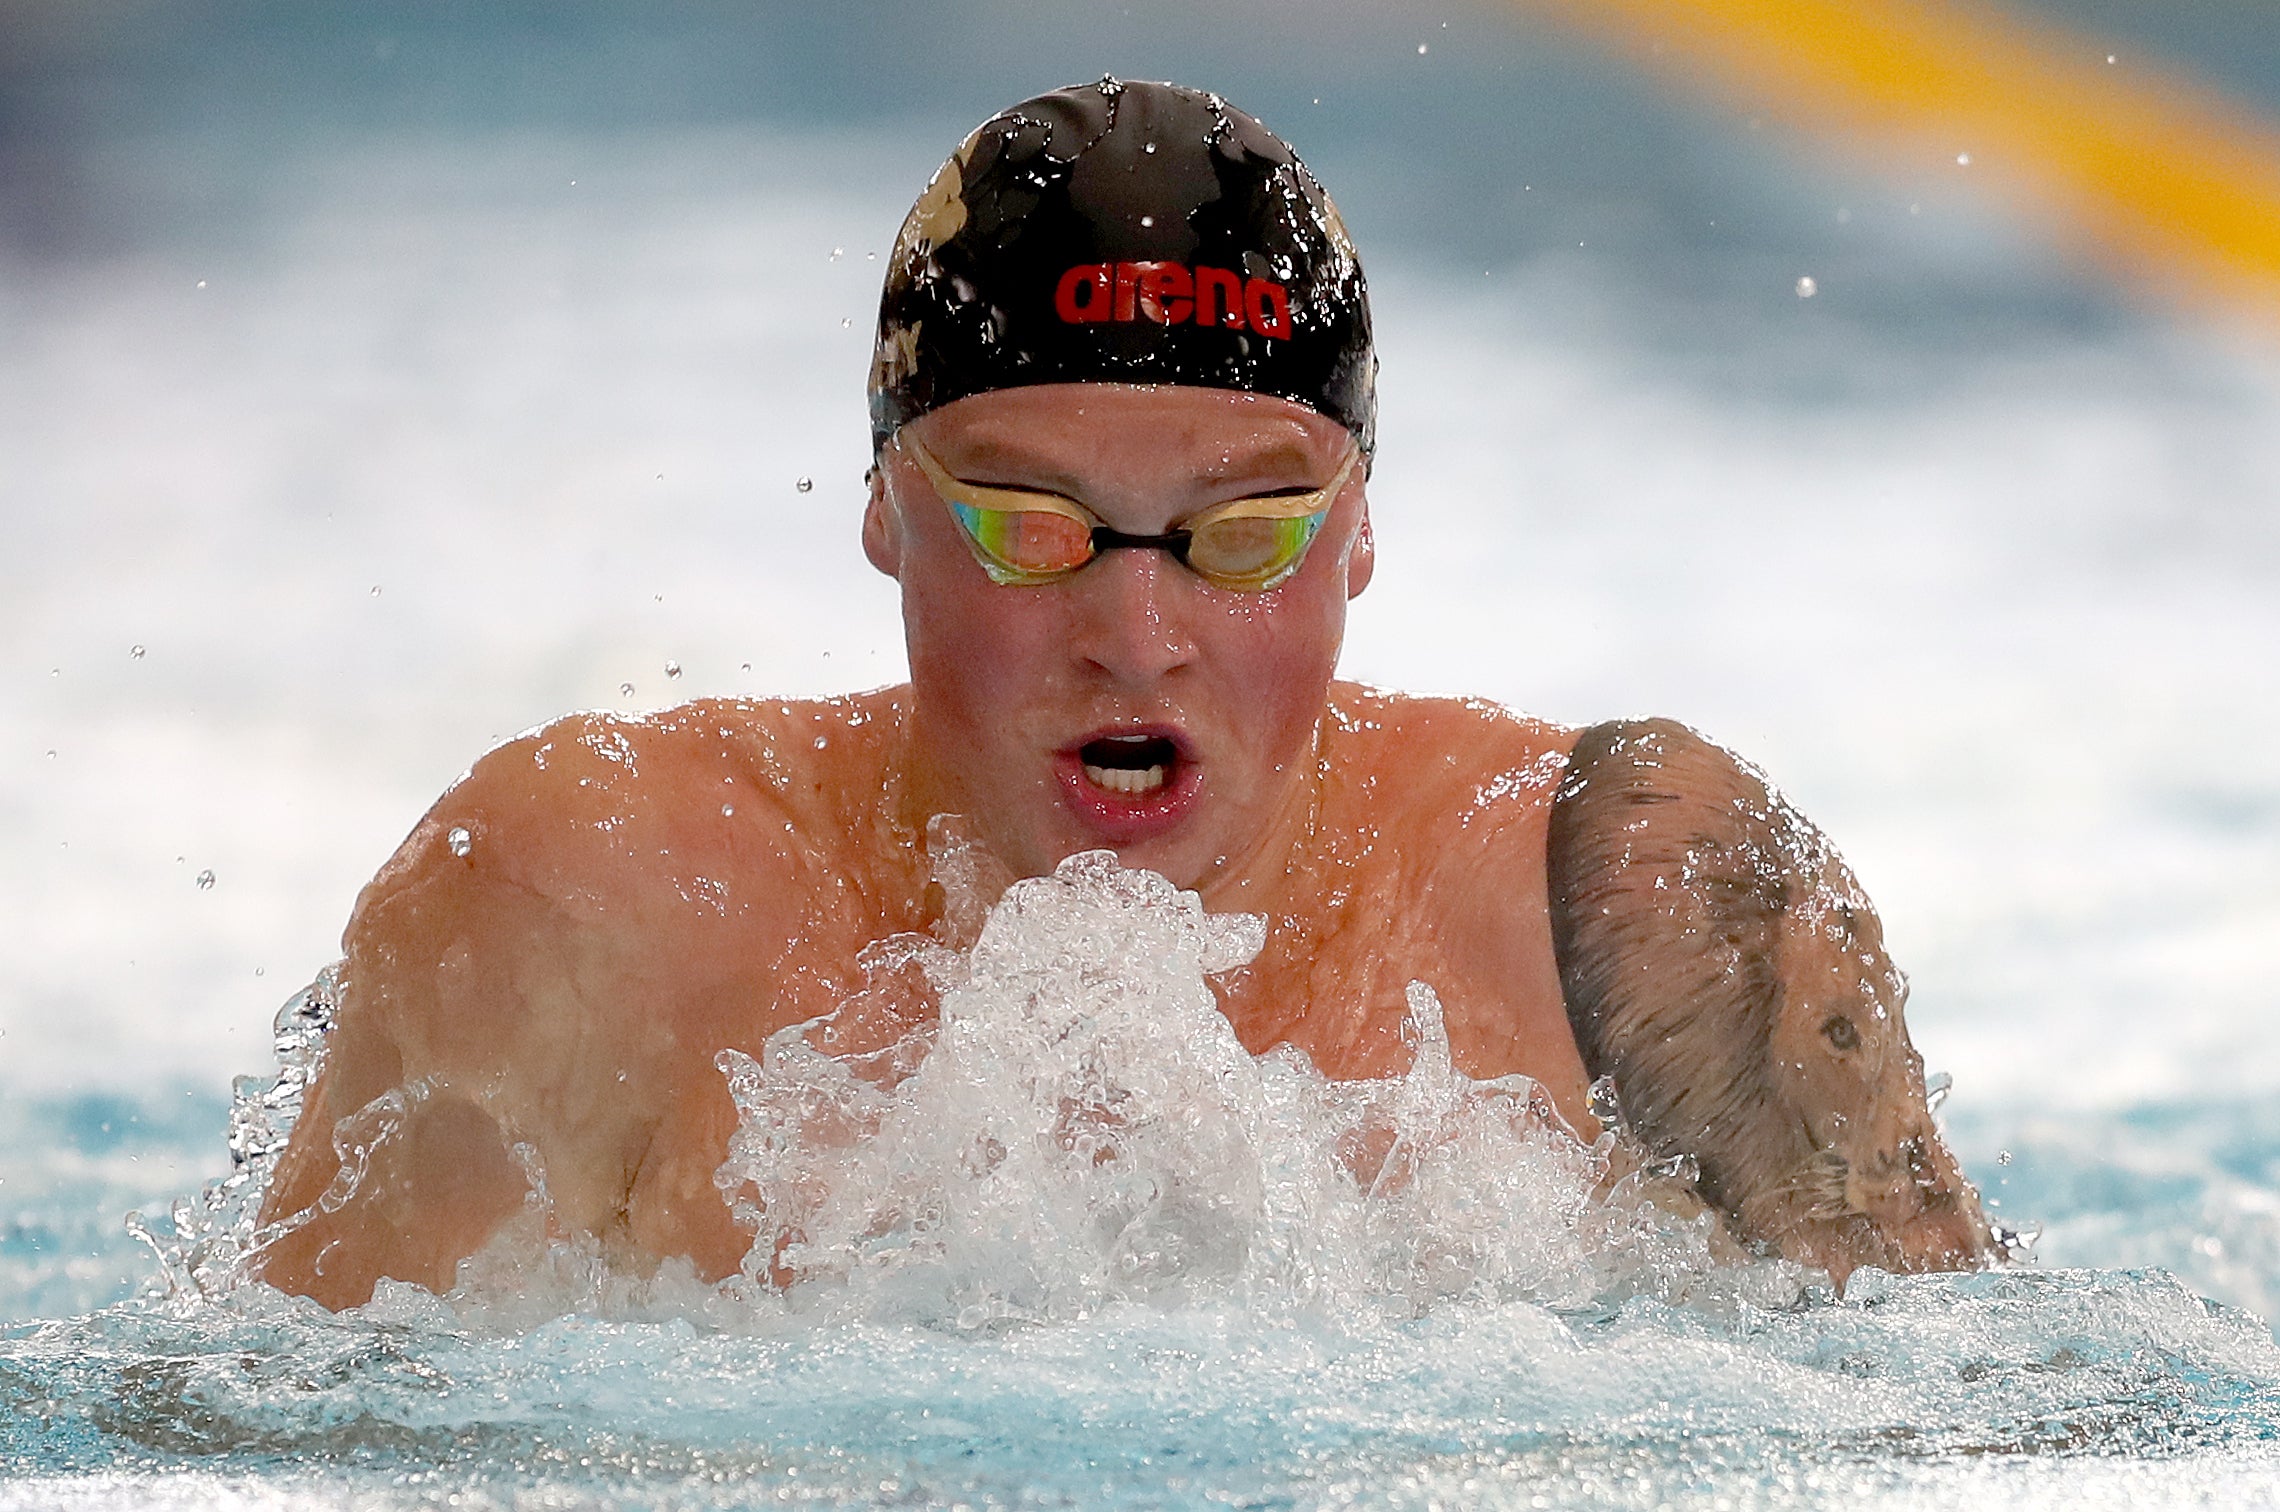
[1079,733,1179,796]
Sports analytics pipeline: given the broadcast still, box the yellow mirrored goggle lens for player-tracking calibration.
[899,433,1354,592]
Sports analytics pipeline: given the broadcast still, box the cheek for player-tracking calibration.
[1214,584,1346,728]
[901,565,1057,735]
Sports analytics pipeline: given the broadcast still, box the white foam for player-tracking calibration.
[443,851,1781,1328]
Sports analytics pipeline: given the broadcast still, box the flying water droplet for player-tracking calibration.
[130,644,146,660]
[796,477,814,494]
[1956,152,1972,166]
[721,804,735,817]
[1586,1076,1622,1128]
[1997,1149,2013,1165]
[1795,276,1818,298]
[1925,1070,1952,1112]
[370,585,383,597]
[620,682,636,697]
[446,826,472,858]
[195,869,216,891]
[665,660,682,679]
[1417,42,1429,54]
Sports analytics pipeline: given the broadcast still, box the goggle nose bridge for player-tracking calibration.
[1087,524,1195,564]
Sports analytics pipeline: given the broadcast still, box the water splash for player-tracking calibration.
[707,850,1788,1329]
[141,852,1796,1328]
[129,967,341,1303]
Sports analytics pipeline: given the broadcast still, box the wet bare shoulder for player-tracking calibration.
[1325,684,1576,813]
[1321,686,1589,1115]
[257,696,899,1307]
[1546,718,1998,1283]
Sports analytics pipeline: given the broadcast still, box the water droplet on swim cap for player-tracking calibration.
[869,79,1375,456]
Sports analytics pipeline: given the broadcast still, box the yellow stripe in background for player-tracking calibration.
[1523,0,2280,332]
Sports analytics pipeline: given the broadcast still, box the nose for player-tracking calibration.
[1067,546,1197,686]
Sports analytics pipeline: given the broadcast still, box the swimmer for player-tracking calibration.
[257,79,1994,1307]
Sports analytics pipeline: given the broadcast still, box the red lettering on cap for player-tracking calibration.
[1245,277,1292,339]
[1054,261,1276,335]
[1054,263,1114,322]
[1194,266,1246,330]
[1135,262,1194,325]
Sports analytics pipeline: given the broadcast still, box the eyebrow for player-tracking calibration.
[939,432,1330,495]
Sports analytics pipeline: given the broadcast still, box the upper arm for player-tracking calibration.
[258,712,807,1306]
[1546,718,1993,1278]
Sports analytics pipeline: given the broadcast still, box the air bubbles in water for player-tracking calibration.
[194,869,216,891]
[446,826,473,859]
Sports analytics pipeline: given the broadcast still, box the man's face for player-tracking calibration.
[866,383,1373,892]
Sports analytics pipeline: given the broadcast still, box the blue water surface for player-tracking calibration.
[6,1081,2280,1511]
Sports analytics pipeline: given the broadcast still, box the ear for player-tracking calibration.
[1344,505,1375,600]
[861,463,902,578]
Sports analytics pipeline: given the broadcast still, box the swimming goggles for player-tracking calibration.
[897,431,1359,592]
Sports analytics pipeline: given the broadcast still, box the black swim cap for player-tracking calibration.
[869,78,1375,455]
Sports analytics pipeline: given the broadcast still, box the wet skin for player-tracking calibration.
[257,385,1972,1308]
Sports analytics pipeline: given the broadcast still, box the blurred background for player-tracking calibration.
[3,0,2277,1315]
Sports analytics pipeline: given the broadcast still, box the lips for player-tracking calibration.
[1056,726,1201,843]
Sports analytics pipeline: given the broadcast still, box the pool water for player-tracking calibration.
[8,855,2280,1511]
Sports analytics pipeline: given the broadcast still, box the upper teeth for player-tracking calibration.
[1085,763,1167,794]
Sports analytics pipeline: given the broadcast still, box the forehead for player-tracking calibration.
[910,384,1352,491]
